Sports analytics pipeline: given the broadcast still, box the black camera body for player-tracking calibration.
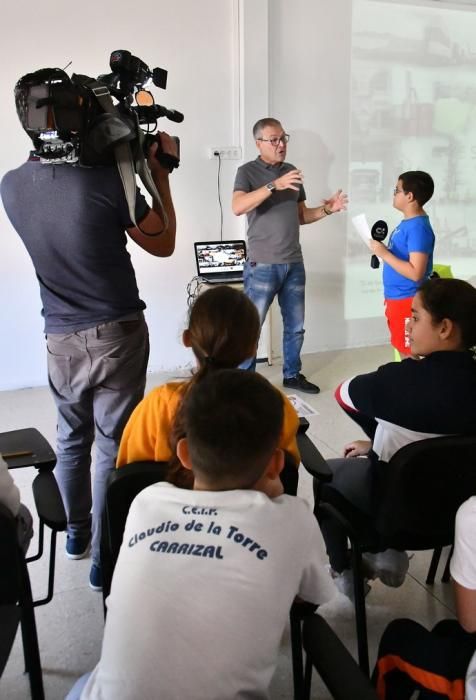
[15,50,183,170]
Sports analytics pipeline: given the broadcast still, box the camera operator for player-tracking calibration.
[0,68,178,592]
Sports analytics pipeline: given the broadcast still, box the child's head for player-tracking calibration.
[409,278,476,356]
[184,285,260,375]
[393,171,434,211]
[177,369,284,491]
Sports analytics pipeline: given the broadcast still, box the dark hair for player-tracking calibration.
[253,117,282,140]
[418,277,476,350]
[398,171,434,207]
[182,369,284,488]
[187,285,260,376]
[168,286,260,487]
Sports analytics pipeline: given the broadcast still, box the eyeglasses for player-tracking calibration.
[393,187,405,195]
[257,134,290,147]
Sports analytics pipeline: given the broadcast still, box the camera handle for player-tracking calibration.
[88,81,168,235]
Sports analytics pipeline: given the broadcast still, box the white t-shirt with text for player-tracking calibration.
[81,483,335,700]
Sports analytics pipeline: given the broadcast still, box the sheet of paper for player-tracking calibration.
[286,394,319,417]
[352,213,372,250]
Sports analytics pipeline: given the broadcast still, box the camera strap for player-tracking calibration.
[87,80,168,234]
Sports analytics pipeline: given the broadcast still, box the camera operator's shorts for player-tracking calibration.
[384,297,413,356]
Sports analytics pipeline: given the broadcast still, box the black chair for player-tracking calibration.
[0,429,67,700]
[288,417,333,699]
[302,614,378,700]
[100,460,169,604]
[317,434,476,675]
[1,428,67,605]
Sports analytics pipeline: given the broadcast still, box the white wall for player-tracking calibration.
[0,0,379,391]
[0,0,246,390]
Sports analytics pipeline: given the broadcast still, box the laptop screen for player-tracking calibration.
[194,240,247,276]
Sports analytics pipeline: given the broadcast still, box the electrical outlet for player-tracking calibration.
[208,146,242,160]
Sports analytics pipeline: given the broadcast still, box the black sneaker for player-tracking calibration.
[89,564,103,592]
[283,373,320,394]
[65,534,91,560]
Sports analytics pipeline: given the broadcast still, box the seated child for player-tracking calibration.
[68,369,335,700]
[0,454,33,552]
[320,278,476,595]
[373,496,476,700]
[117,285,301,490]
[370,170,435,357]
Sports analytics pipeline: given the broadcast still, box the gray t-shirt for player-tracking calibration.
[233,157,306,264]
[1,159,149,333]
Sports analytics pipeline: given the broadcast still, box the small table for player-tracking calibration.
[0,428,56,471]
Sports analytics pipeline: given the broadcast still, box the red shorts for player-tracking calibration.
[384,297,413,355]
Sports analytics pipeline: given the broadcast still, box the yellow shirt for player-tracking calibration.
[117,380,300,468]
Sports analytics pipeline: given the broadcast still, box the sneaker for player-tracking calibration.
[65,534,91,560]
[362,549,409,588]
[283,373,320,394]
[89,564,103,592]
[331,568,371,603]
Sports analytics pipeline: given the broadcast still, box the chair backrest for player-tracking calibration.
[374,434,476,545]
[101,461,168,601]
[0,505,22,677]
[0,504,22,604]
[0,504,36,684]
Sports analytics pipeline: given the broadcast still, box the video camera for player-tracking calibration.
[15,50,184,170]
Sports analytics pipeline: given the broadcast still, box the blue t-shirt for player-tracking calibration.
[1,159,149,333]
[383,215,435,300]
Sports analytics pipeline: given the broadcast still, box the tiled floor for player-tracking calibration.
[0,346,455,699]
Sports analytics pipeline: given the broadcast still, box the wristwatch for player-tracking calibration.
[265,181,276,193]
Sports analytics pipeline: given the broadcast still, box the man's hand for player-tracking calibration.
[370,240,388,258]
[147,132,179,177]
[126,130,177,257]
[343,440,372,458]
[323,189,348,213]
[274,169,303,191]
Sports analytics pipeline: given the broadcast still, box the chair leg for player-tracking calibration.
[351,546,370,676]
[19,560,45,700]
[426,547,442,585]
[290,607,305,700]
[442,545,453,583]
[21,607,45,700]
[302,651,313,700]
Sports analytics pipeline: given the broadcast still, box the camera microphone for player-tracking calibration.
[155,106,184,123]
[370,220,388,269]
[135,105,184,124]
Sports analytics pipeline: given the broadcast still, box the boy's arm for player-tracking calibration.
[370,241,429,282]
[450,498,476,633]
[453,581,476,633]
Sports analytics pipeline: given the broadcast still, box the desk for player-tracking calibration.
[0,428,56,471]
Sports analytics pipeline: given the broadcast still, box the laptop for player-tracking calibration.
[194,240,246,284]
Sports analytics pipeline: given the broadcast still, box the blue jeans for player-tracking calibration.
[241,261,305,378]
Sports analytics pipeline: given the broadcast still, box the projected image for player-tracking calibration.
[346,0,476,320]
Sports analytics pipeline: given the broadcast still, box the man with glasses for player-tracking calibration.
[232,117,347,394]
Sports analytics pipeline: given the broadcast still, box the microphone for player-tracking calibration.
[370,220,388,269]
[154,105,184,123]
[135,105,185,124]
